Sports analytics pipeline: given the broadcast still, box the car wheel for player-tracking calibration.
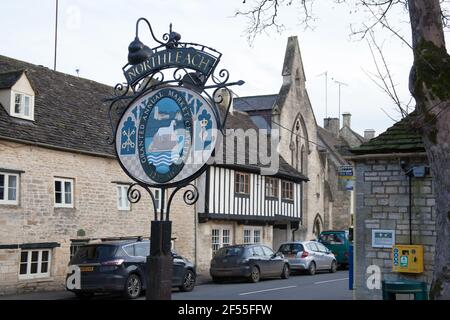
[281,264,290,279]
[330,260,337,273]
[123,274,142,299]
[249,266,261,283]
[75,292,93,300]
[179,270,196,292]
[308,261,316,275]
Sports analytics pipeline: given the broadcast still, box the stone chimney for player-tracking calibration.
[342,112,351,128]
[324,118,340,136]
[364,129,376,140]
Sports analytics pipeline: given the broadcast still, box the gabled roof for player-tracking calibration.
[233,94,278,112]
[0,54,115,156]
[0,69,25,89]
[351,113,424,155]
[282,36,306,81]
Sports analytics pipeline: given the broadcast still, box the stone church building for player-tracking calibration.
[234,36,366,247]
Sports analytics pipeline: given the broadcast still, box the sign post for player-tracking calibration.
[106,18,243,300]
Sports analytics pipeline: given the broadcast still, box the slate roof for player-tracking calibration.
[0,69,25,89]
[0,54,115,156]
[217,108,308,182]
[351,113,424,155]
[0,54,307,182]
[317,127,352,162]
[233,94,278,112]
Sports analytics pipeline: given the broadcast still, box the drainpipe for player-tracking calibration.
[408,173,413,245]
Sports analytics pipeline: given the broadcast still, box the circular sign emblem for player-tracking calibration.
[116,86,219,187]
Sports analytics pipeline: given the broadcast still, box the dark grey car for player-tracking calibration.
[66,239,196,299]
[210,244,290,283]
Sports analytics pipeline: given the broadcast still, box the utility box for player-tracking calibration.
[392,245,424,273]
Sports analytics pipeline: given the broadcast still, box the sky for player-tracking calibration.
[1,0,449,136]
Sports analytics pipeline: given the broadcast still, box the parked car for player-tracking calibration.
[210,244,290,283]
[66,239,196,299]
[277,241,337,275]
[318,230,350,268]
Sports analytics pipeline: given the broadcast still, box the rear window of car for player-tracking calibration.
[215,247,243,257]
[278,243,304,254]
[319,233,345,244]
[72,245,117,262]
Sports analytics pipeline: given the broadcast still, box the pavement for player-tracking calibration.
[0,271,352,300]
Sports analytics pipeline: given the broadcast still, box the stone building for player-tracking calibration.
[351,114,436,299]
[234,36,365,247]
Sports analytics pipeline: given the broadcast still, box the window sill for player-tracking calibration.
[19,276,53,282]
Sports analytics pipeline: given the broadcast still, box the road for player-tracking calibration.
[171,270,351,300]
[0,270,351,300]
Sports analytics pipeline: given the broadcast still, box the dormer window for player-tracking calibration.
[0,70,35,121]
[13,92,33,118]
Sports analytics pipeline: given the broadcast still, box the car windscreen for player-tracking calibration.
[214,247,243,257]
[71,245,117,263]
[278,243,304,254]
[319,233,345,244]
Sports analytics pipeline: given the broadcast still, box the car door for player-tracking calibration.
[133,242,149,279]
[316,242,334,269]
[262,245,283,276]
[306,242,325,269]
[251,245,267,275]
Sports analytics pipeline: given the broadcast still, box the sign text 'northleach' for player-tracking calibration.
[124,47,218,85]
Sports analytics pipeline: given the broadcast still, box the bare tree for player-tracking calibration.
[236,0,450,299]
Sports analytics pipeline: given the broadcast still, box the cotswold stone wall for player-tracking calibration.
[354,155,436,300]
[0,140,195,295]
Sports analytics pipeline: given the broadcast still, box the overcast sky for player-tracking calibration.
[1,0,449,136]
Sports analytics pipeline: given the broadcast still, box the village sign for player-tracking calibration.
[106,18,243,300]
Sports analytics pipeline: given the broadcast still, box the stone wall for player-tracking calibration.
[354,155,436,300]
[0,140,196,295]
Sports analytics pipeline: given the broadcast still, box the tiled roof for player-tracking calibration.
[233,94,278,112]
[0,69,24,89]
[351,113,424,155]
[317,126,352,161]
[0,54,115,156]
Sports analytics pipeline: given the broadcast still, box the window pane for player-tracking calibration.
[222,229,230,245]
[254,230,261,243]
[8,175,17,201]
[15,94,21,114]
[244,229,251,244]
[20,251,28,263]
[64,181,72,204]
[41,262,48,273]
[155,189,160,210]
[20,263,27,275]
[30,262,38,273]
[42,250,49,262]
[55,180,61,192]
[31,251,39,262]
[24,96,30,116]
[55,192,62,204]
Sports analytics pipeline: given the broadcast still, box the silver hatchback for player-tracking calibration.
[277,241,337,275]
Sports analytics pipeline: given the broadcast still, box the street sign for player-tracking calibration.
[372,229,395,248]
[338,165,353,179]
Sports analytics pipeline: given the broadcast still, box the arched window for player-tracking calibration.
[313,214,323,238]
